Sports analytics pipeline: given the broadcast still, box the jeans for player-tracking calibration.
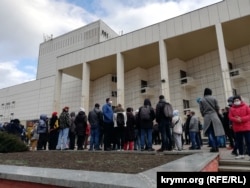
[206,125,218,149]
[235,131,250,155]
[189,131,200,149]
[90,127,100,149]
[159,119,172,150]
[217,135,226,147]
[140,128,152,149]
[56,127,69,150]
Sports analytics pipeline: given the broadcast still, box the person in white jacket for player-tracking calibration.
[172,110,183,151]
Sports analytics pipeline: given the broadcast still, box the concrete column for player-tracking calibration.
[159,39,171,101]
[116,53,125,107]
[53,70,62,113]
[81,62,90,113]
[215,23,233,101]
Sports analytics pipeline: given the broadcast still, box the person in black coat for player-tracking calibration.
[74,108,87,150]
[124,107,135,150]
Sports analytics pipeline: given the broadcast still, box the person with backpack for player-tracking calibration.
[155,95,173,152]
[68,111,76,150]
[113,104,127,150]
[138,98,155,151]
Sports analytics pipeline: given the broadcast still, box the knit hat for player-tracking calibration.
[80,107,85,112]
[52,112,57,116]
[63,106,69,110]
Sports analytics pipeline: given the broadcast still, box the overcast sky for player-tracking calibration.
[0,0,222,89]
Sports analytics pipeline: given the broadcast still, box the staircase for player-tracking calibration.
[219,159,250,172]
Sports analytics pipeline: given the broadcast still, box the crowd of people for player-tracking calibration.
[1,87,250,160]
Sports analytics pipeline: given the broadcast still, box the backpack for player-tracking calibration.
[116,112,125,127]
[140,106,151,120]
[163,103,173,118]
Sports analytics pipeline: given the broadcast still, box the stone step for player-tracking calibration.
[219,159,250,167]
[218,165,250,172]
[219,159,250,172]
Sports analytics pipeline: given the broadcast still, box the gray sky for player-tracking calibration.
[0,0,222,89]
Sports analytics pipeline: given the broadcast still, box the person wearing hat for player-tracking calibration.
[229,95,250,159]
[56,106,70,150]
[74,107,88,150]
[48,112,59,150]
[199,88,225,152]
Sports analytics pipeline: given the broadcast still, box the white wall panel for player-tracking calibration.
[190,11,201,31]
[174,16,183,36]
[182,14,192,33]
[218,1,230,22]
[227,0,241,20]
[208,5,220,25]
[138,29,146,46]
[166,19,175,38]
[159,22,167,39]
[238,0,250,17]
[199,8,210,28]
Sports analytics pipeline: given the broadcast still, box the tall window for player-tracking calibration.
[111,91,117,97]
[180,70,187,84]
[141,80,148,93]
[233,89,237,96]
[111,75,117,83]
[183,99,190,109]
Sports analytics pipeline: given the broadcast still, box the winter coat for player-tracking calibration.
[189,115,199,133]
[59,111,70,129]
[199,95,225,136]
[138,99,155,129]
[229,101,250,132]
[37,114,48,134]
[155,98,172,123]
[102,103,113,124]
[69,112,76,134]
[172,115,183,134]
[49,115,59,132]
[124,112,135,141]
[74,111,87,136]
[88,108,103,129]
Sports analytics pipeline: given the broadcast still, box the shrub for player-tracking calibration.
[0,132,29,153]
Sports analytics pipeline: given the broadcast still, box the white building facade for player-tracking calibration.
[0,0,250,124]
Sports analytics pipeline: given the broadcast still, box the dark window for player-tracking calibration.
[233,89,237,96]
[228,62,233,70]
[112,91,117,97]
[180,70,187,84]
[141,80,148,93]
[183,99,190,109]
[111,75,117,83]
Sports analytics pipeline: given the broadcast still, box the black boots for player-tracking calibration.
[210,147,219,152]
